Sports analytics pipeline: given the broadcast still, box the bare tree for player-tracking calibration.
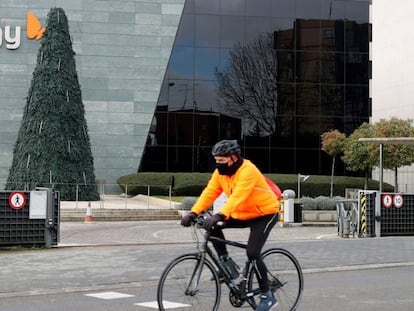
[216,33,279,136]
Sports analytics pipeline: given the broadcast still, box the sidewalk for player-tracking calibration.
[59,194,337,224]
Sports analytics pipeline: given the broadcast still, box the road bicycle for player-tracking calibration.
[157,214,303,310]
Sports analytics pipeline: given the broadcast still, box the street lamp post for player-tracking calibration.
[297,173,310,199]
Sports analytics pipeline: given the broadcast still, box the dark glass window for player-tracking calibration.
[295,20,321,51]
[194,80,219,111]
[296,84,320,116]
[345,0,370,22]
[329,0,346,20]
[246,17,270,43]
[272,21,295,50]
[195,0,220,14]
[175,14,194,47]
[246,0,271,17]
[168,47,194,79]
[320,20,344,52]
[276,51,295,82]
[194,47,220,80]
[295,115,321,149]
[221,0,246,16]
[345,85,369,117]
[321,85,344,116]
[345,21,369,53]
[296,51,320,83]
[320,52,344,84]
[195,15,220,47]
[141,0,370,177]
[220,16,246,48]
[295,0,325,19]
[168,80,194,111]
[345,52,368,84]
[320,116,345,133]
[296,149,320,174]
[270,0,295,18]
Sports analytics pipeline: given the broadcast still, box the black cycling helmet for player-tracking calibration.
[211,140,241,156]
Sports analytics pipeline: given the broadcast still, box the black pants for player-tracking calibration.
[210,213,279,293]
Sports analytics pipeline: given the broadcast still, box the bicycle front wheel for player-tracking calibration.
[157,253,221,311]
[248,248,303,311]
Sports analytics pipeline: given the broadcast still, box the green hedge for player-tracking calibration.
[117,172,393,197]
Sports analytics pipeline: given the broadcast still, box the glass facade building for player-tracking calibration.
[140,0,371,175]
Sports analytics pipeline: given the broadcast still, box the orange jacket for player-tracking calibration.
[191,159,280,220]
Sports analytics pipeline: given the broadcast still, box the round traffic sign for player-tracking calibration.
[382,194,393,208]
[393,194,403,208]
[8,191,26,210]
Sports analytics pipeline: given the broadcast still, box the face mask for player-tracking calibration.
[216,158,243,176]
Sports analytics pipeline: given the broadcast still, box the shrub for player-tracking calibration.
[299,196,345,210]
[116,172,393,198]
[180,197,198,211]
[117,173,174,196]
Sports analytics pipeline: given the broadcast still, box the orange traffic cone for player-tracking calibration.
[84,202,93,223]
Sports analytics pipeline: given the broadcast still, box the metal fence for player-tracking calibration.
[4,182,175,209]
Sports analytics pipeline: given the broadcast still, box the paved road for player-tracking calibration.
[59,221,339,246]
[1,221,414,296]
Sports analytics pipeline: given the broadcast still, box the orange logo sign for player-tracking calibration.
[27,12,45,40]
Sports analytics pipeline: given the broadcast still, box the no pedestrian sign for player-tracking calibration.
[9,191,26,210]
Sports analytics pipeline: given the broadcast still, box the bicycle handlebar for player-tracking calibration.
[194,213,226,230]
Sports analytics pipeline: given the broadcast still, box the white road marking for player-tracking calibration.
[85,291,135,299]
[136,300,191,309]
[316,233,338,239]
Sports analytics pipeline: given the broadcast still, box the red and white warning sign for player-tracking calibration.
[9,191,26,210]
[393,194,403,208]
[382,194,393,208]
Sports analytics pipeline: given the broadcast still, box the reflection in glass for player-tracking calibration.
[195,15,220,47]
[296,84,320,116]
[175,14,195,47]
[246,0,271,17]
[345,86,369,117]
[216,33,279,136]
[296,116,321,148]
[345,53,368,84]
[246,17,270,43]
[221,0,246,16]
[321,85,344,116]
[295,0,324,19]
[295,19,320,51]
[270,0,295,18]
[296,51,320,83]
[168,47,194,79]
[320,52,344,84]
[140,0,370,176]
[220,15,246,48]
[320,20,344,52]
[194,47,220,80]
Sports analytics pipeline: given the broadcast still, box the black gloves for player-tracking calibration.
[181,212,197,227]
[203,213,225,231]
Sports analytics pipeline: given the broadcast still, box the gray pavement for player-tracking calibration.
[1,196,414,300]
[1,220,414,298]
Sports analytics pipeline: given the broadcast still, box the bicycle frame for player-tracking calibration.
[192,227,264,308]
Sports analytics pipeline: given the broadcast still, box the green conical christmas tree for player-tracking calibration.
[6,7,99,201]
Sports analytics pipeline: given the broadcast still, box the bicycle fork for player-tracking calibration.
[184,253,206,296]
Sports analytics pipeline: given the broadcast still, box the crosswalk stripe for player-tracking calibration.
[135,300,191,309]
[85,291,135,300]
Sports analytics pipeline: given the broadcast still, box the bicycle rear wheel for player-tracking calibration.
[157,253,221,311]
[248,248,303,311]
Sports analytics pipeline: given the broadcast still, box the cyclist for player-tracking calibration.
[181,139,280,311]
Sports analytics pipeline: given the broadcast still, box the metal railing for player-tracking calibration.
[336,199,359,238]
[4,182,175,209]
